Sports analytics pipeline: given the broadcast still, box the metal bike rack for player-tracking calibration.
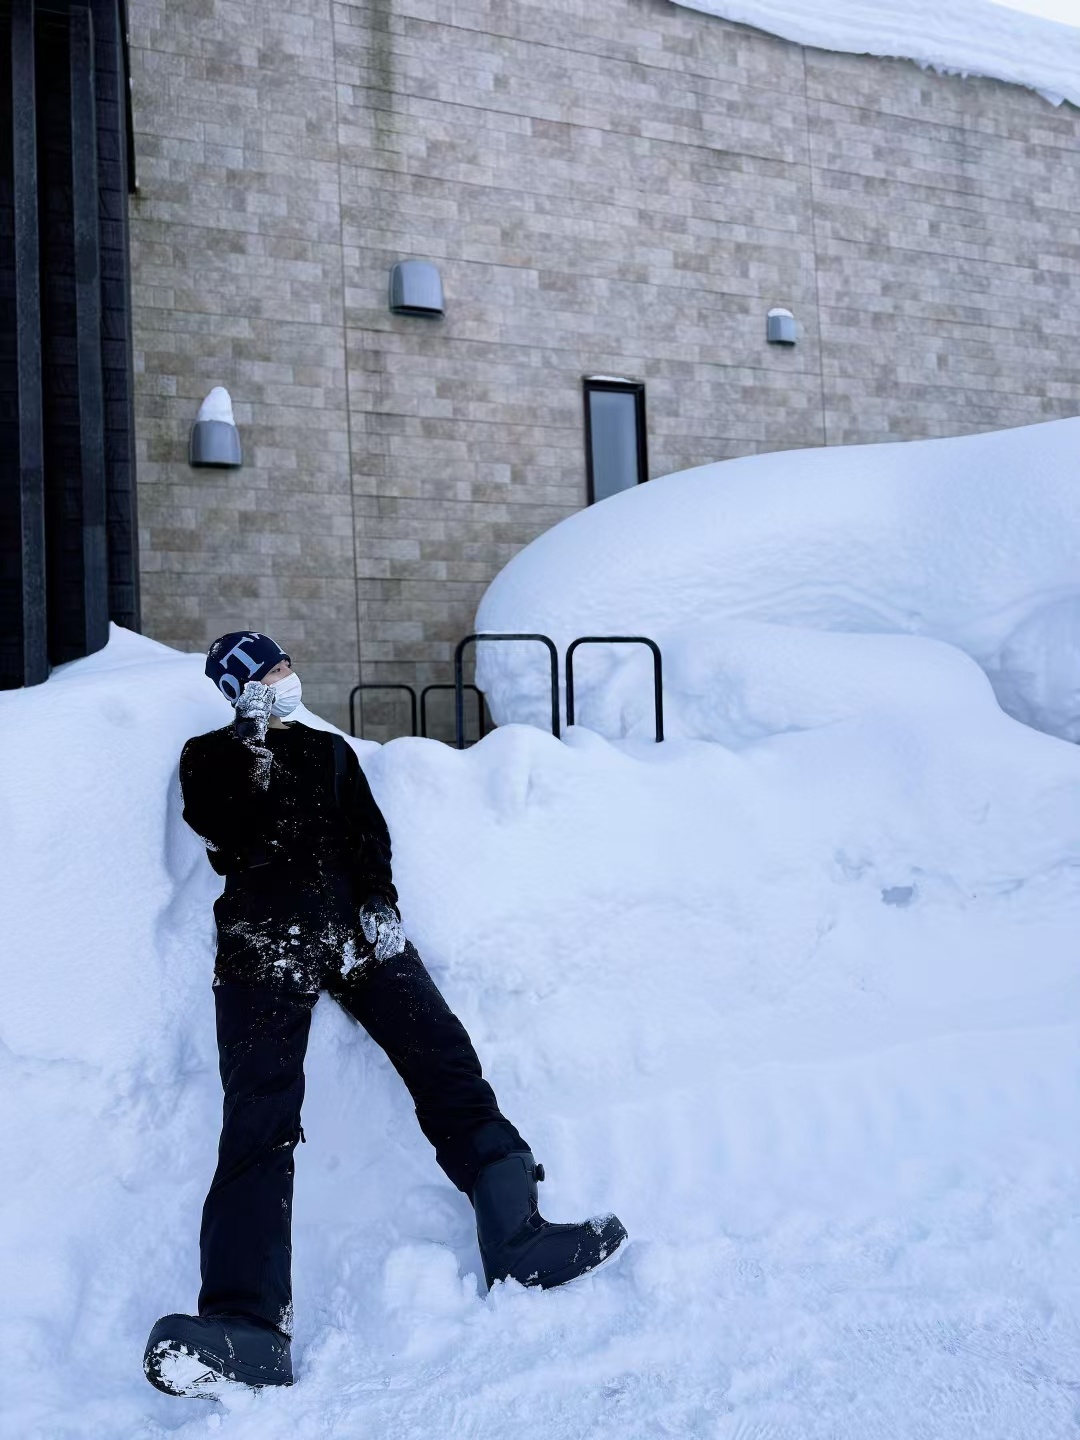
[348,683,418,740]
[453,633,559,750]
[565,635,664,742]
[420,682,488,742]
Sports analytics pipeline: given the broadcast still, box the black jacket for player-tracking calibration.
[179,720,399,915]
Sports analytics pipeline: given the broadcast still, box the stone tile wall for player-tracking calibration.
[129,0,1080,740]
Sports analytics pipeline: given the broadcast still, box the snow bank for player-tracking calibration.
[476,415,1080,744]
[671,0,1080,110]
[3,594,1080,1435]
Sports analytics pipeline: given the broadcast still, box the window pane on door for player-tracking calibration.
[588,388,640,502]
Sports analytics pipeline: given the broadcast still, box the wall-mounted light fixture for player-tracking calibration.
[766,307,797,345]
[389,259,445,318]
[189,386,242,468]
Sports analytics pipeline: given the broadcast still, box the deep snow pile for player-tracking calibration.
[476,416,1080,745]
[4,414,1080,1440]
[671,0,1080,110]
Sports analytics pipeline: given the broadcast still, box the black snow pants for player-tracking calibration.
[197,926,529,1338]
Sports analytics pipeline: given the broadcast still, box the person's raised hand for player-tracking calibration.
[233,679,274,743]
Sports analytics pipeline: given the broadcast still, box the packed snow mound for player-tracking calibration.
[3,623,1080,1437]
[475,416,1080,744]
[672,0,1080,110]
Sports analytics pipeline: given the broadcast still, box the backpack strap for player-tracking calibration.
[329,731,352,812]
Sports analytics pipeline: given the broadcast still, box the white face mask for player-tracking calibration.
[269,671,302,717]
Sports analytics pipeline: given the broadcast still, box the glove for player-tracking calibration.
[358,896,407,963]
[234,679,274,743]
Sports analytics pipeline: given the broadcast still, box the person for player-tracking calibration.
[143,631,627,1398]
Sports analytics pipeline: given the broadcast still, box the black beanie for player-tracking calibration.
[205,631,291,704]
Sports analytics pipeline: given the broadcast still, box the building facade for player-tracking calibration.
[124,0,1080,737]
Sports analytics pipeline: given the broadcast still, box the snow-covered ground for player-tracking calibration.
[4,416,1080,1437]
[671,0,1080,109]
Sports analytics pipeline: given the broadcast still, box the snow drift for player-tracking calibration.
[475,415,1080,745]
[4,406,1080,1435]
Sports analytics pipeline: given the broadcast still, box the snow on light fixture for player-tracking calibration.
[389,260,445,318]
[766,307,797,345]
[189,386,242,468]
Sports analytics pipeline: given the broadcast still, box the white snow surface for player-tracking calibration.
[671,0,1080,109]
[475,416,1080,746]
[5,456,1080,1440]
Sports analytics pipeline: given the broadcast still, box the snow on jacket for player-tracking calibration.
[179,719,400,915]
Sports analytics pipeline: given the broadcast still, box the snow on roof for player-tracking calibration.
[671,0,1080,110]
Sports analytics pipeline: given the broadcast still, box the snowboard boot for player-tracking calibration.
[143,1312,293,1397]
[472,1149,628,1291]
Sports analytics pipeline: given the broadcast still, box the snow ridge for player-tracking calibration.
[672,0,1080,109]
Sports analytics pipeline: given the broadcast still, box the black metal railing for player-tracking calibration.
[565,636,664,742]
[349,632,664,747]
[453,633,560,750]
[421,682,488,742]
[348,683,418,740]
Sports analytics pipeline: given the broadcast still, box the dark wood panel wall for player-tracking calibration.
[0,0,139,690]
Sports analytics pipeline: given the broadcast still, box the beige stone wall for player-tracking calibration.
[129,0,358,724]
[129,0,1080,740]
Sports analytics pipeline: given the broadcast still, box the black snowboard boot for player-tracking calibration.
[143,1312,293,1397]
[473,1149,628,1291]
